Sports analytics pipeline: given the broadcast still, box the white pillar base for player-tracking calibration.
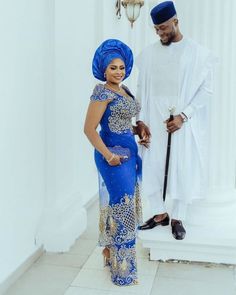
[139,190,236,264]
[186,190,236,227]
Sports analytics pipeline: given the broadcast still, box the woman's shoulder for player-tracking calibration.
[90,83,111,102]
[92,83,105,94]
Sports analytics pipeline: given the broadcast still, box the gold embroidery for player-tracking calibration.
[109,245,138,284]
[109,216,117,235]
[121,258,127,271]
[135,183,143,225]
[97,179,142,286]
[113,256,118,269]
[125,195,130,204]
[108,97,141,134]
[99,191,143,247]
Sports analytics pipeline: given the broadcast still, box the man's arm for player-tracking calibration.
[181,69,213,120]
[166,69,213,133]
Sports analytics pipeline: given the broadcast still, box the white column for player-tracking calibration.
[173,0,236,226]
[37,0,102,251]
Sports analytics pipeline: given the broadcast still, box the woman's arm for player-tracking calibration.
[84,101,121,165]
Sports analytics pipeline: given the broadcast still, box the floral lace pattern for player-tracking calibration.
[108,97,140,134]
[90,84,117,102]
[99,192,141,286]
[99,193,141,246]
[90,84,141,134]
[109,245,138,286]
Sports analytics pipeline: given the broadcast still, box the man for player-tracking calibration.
[136,1,216,240]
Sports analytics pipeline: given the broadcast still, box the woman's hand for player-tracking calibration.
[106,154,124,166]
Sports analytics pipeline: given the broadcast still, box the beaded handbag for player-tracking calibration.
[107,146,131,163]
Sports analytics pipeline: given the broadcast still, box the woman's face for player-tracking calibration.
[105,58,125,84]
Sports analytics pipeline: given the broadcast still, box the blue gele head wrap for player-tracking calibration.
[150,1,176,25]
[92,39,133,82]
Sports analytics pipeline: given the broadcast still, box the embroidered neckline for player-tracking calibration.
[103,84,133,101]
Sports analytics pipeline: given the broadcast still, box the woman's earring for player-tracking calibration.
[104,73,106,79]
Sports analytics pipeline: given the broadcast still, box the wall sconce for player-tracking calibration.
[116,0,144,28]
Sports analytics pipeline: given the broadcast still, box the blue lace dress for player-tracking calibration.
[90,83,142,286]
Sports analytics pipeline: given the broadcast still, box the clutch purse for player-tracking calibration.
[107,146,131,163]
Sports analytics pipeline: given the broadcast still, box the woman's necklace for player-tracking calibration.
[105,83,122,93]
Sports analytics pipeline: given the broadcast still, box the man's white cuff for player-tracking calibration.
[182,105,194,119]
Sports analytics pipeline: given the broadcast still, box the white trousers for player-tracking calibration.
[148,192,188,221]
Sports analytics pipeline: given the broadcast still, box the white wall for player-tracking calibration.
[0,0,53,284]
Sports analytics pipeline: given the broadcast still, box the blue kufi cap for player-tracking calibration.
[92,39,133,82]
[150,1,176,25]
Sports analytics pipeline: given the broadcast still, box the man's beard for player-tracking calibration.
[160,29,176,46]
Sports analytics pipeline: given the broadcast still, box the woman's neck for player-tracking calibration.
[105,82,122,92]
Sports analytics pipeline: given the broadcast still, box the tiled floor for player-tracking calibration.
[4,200,236,295]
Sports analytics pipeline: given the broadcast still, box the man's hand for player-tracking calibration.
[135,121,151,148]
[165,115,184,133]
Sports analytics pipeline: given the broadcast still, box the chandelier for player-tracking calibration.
[116,0,144,28]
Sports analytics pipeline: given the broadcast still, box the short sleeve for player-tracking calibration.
[90,84,111,102]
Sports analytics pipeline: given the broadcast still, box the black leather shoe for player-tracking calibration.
[138,214,169,230]
[171,220,186,240]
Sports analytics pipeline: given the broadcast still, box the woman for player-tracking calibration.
[84,39,143,286]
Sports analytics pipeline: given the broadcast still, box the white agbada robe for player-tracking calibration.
[136,38,216,219]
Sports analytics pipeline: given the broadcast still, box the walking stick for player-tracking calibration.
[162,107,175,202]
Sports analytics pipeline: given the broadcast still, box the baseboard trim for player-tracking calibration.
[0,246,44,295]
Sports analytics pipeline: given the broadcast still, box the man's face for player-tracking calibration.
[154,18,177,46]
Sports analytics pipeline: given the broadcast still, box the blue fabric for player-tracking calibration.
[91,84,142,286]
[92,39,133,82]
[150,1,176,25]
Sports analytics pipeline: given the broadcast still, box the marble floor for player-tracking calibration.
[4,200,236,295]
